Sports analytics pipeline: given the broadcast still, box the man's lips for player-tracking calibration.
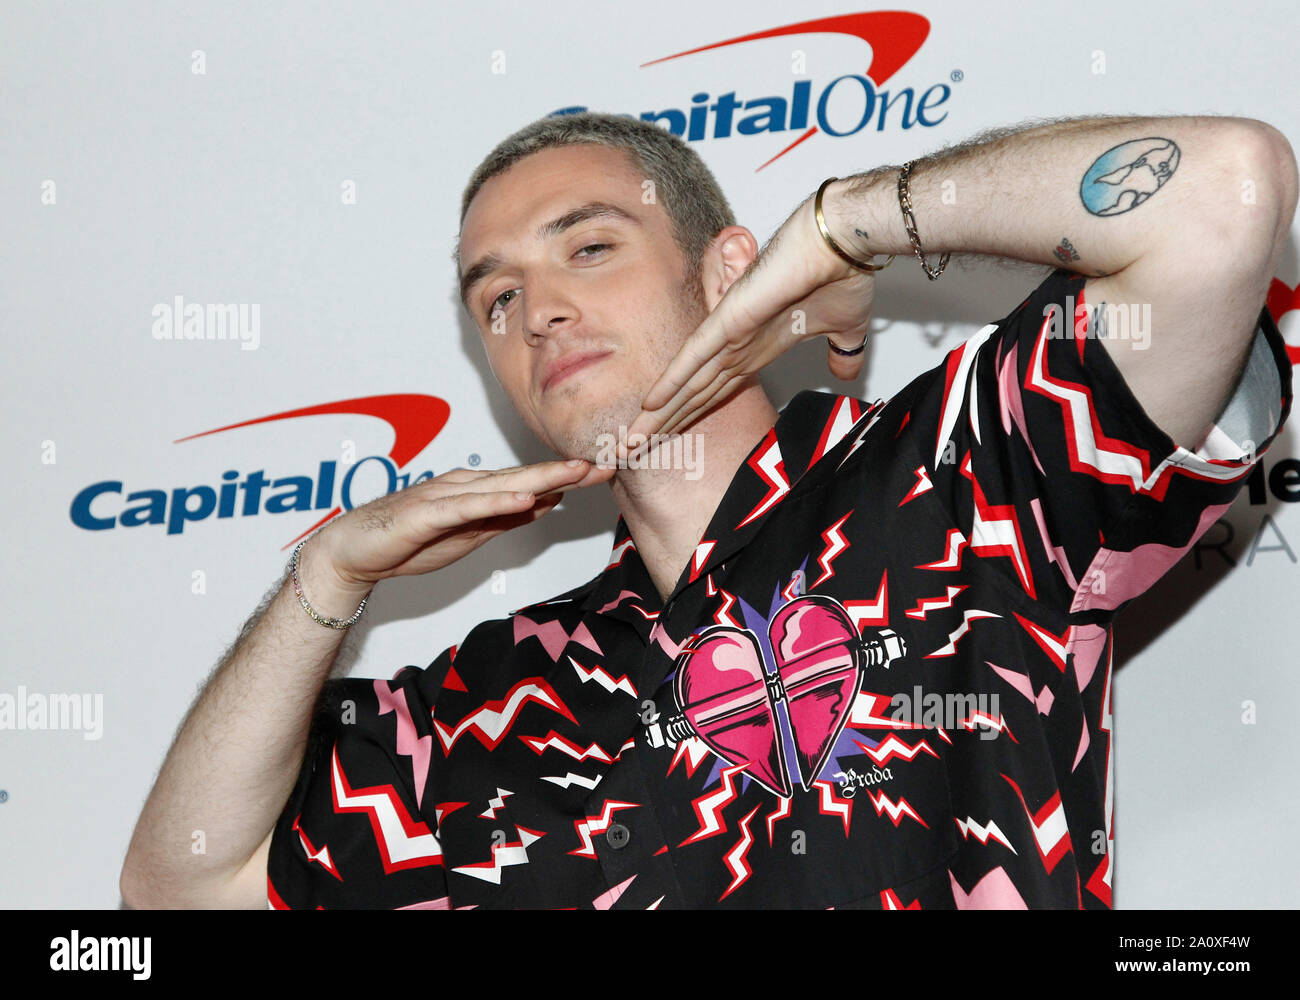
[541,350,613,392]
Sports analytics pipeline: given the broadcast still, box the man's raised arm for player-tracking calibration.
[119,458,611,909]
[822,114,1299,449]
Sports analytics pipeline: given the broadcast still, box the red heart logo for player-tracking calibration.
[673,595,891,796]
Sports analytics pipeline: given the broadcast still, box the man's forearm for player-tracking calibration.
[120,540,371,908]
[823,113,1285,277]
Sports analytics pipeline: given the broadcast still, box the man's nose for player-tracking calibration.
[522,277,578,341]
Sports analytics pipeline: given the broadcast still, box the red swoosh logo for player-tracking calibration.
[1266,277,1300,365]
[175,394,450,548]
[640,11,931,170]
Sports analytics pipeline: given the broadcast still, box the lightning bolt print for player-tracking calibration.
[712,586,743,628]
[835,400,887,470]
[849,691,922,730]
[765,796,793,846]
[520,730,616,763]
[569,801,641,859]
[680,764,747,846]
[687,540,716,584]
[926,610,1001,658]
[605,535,636,568]
[959,708,1017,742]
[329,746,443,873]
[810,510,853,588]
[1013,613,1071,673]
[292,815,342,881]
[512,616,603,662]
[593,875,637,910]
[955,816,1018,852]
[434,678,577,753]
[899,465,933,506]
[812,779,854,836]
[934,323,999,469]
[540,772,603,791]
[880,888,923,909]
[720,804,761,901]
[961,454,1035,599]
[904,585,967,620]
[479,788,513,819]
[855,733,941,766]
[916,528,968,571]
[568,655,637,697]
[809,394,865,466]
[1001,774,1072,874]
[737,429,789,527]
[373,680,432,810]
[452,826,545,884]
[863,788,929,829]
[1025,314,1153,492]
[843,572,889,631]
[667,736,712,778]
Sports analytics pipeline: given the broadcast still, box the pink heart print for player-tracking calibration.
[670,594,906,797]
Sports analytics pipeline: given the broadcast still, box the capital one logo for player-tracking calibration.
[69,395,450,548]
[551,11,952,170]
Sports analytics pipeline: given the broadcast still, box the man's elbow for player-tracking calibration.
[1232,120,1298,264]
[119,856,154,910]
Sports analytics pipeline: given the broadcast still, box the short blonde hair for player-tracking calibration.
[455,111,736,301]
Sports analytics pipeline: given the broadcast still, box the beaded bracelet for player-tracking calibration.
[290,539,370,629]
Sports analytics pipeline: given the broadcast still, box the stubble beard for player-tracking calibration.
[544,267,707,463]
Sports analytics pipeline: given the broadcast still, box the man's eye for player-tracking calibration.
[490,288,518,317]
[487,246,611,319]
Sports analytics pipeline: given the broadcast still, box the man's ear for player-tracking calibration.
[701,226,759,310]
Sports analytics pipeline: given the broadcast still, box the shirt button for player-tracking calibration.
[606,823,631,849]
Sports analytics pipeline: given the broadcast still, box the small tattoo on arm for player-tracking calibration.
[1080,136,1180,216]
[1053,237,1081,263]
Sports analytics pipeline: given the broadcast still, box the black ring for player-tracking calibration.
[828,334,869,357]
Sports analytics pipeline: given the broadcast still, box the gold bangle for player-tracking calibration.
[813,177,895,272]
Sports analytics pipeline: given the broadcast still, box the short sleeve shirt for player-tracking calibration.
[267,267,1291,909]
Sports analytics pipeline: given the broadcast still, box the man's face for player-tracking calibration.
[458,144,708,461]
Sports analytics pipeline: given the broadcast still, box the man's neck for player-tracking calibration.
[607,382,779,604]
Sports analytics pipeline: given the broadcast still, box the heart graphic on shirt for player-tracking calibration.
[671,594,905,797]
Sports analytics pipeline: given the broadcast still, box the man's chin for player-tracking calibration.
[544,398,645,465]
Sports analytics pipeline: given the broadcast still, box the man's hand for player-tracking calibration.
[302,457,616,611]
[617,194,878,460]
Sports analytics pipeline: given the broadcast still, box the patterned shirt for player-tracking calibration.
[267,267,1291,909]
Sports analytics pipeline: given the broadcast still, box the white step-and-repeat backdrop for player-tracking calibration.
[3,0,1297,908]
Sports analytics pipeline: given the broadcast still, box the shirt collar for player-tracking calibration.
[576,390,882,634]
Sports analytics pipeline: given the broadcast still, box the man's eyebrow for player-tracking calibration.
[458,201,643,310]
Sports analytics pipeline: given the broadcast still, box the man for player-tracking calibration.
[120,111,1296,909]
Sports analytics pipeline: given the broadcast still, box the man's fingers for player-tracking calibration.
[654,371,742,443]
[423,485,563,533]
[623,352,725,457]
[431,458,610,498]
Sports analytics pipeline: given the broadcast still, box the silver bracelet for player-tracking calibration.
[898,160,950,280]
[290,539,370,629]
